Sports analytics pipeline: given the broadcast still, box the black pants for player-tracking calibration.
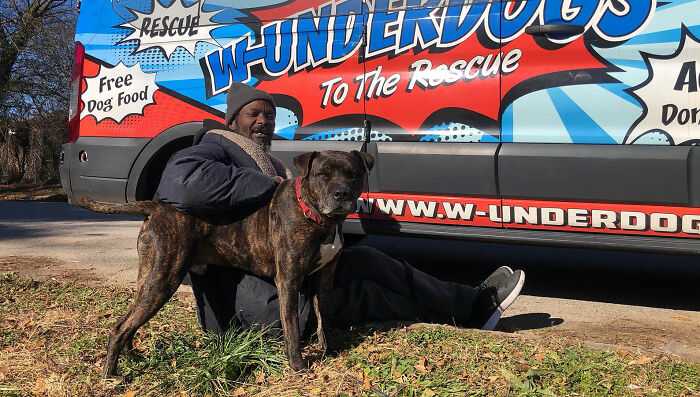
[189,245,478,335]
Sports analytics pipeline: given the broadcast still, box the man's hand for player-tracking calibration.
[273,176,285,184]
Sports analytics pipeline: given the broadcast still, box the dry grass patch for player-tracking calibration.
[1,272,699,396]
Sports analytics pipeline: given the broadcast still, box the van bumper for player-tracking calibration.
[60,137,149,204]
[59,144,73,204]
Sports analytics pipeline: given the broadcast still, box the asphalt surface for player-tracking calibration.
[1,201,699,360]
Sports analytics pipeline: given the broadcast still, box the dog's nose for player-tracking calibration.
[333,189,349,201]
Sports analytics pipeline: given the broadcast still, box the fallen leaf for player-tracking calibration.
[672,315,691,322]
[255,370,266,384]
[132,337,146,353]
[122,391,136,397]
[629,356,653,366]
[414,356,429,373]
[309,387,322,395]
[421,388,436,397]
[628,384,641,390]
[232,387,246,397]
[516,360,531,371]
[533,353,546,362]
[362,372,372,390]
[32,378,47,395]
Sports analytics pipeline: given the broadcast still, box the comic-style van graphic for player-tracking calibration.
[61,0,700,253]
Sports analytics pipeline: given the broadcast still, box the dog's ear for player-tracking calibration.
[294,151,318,177]
[351,150,374,173]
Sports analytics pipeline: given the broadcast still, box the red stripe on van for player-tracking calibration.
[349,192,700,239]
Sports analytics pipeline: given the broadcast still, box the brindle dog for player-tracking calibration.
[80,150,374,377]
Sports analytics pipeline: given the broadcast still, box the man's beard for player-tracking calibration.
[250,128,272,152]
[233,126,271,152]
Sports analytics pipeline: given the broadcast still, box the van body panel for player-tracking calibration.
[370,141,499,197]
[63,0,700,252]
[498,144,691,205]
[67,137,148,203]
[689,147,700,207]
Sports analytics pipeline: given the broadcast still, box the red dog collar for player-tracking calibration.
[295,176,325,225]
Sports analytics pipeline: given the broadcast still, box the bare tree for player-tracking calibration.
[0,0,77,184]
[0,1,74,104]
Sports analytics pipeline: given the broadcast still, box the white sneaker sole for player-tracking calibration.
[481,271,525,331]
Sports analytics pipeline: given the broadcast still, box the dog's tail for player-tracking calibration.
[78,198,157,216]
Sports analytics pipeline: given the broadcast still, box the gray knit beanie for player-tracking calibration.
[224,82,276,126]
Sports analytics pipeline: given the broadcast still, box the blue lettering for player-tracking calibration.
[597,0,653,39]
[543,0,600,25]
[319,3,333,17]
[200,0,656,97]
[367,0,400,56]
[398,0,442,50]
[499,1,540,40]
[485,3,501,40]
[336,0,367,15]
[331,14,364,61]
[239,37,265,67]
[205,49,237,93]
[262,20,293,75]
[296,12,330,67]
[440,0,488,46]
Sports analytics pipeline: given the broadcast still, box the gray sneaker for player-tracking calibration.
[478,266,513,290]
[472,269,525,331]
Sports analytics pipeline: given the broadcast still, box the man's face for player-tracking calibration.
[230,99,276,150]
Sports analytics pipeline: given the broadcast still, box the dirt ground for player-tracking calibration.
[2,200,700,367]
[2,254,699,365]
[0,184,66,202]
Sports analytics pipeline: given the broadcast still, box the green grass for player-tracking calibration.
[0,272,283,396]
[120,326,285,395]
[1,271,699,396]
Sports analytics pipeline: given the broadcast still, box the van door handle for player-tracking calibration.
[525,24,585,36]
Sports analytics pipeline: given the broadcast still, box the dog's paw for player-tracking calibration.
[102,368,121,380]
[289,358,308,372]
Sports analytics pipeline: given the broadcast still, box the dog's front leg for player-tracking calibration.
[275,272,305,371]
[312,257,338,354]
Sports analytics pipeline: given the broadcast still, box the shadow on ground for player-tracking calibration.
[0,201,142,241]
[358,235,700,312]
[0,201,142,223]
[498,313,565,332]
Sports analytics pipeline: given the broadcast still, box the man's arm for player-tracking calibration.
[156,142,278,214]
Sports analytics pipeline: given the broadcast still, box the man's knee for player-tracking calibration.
[341,245,384,262]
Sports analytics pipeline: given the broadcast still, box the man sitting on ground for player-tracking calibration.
[155,82,526,336]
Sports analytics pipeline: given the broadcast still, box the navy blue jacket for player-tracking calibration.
[155,130,278,219]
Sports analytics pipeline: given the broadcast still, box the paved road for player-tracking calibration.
[0,201,142,284]
[1,201,699,360]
